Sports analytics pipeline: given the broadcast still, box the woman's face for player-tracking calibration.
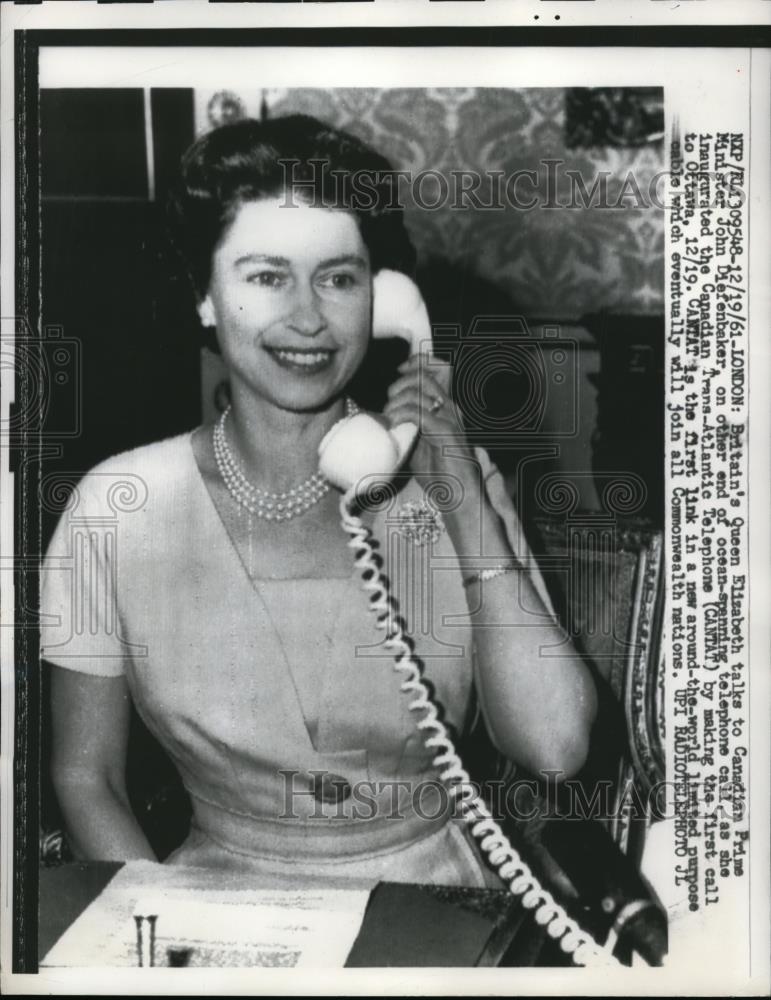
[200,197,372,413]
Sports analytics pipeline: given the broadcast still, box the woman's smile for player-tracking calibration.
[263,345,338,374]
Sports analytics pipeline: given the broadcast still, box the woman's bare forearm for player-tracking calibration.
[50,669,155,861]
[53,773,157,862]
[444,471,598,779]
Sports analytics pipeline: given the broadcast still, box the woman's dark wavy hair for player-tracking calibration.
[167,114,416,300]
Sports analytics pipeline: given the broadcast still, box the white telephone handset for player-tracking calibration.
[318,269,432,493]
[321,270,617,967]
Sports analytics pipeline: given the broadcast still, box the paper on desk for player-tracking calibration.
[41,861,370,968]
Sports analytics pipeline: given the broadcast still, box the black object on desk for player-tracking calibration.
[39,862,122,963]
[345,882,545,967]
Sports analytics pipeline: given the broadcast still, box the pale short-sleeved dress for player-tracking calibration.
[41,430,555,891]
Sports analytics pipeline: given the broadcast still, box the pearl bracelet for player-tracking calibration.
[462,563,522,589]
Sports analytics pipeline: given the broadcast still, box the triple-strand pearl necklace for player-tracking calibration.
[213,399,359,522]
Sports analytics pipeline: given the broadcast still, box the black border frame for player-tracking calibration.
[14,27,41,976]
[12,23,771,974]
[14,25,771,47]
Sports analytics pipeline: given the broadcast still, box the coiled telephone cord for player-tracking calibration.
[340,490,620,968]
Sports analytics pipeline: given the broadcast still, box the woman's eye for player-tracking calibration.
[320,272,357,290]
[247,271,286,288]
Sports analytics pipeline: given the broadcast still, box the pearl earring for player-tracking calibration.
[199,299,216,328]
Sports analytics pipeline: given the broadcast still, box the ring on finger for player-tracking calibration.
[429,395,445,414]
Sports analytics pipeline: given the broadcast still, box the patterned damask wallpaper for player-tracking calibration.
[196,88,665,320]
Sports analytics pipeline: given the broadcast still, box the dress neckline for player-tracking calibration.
[183,429,368,754]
